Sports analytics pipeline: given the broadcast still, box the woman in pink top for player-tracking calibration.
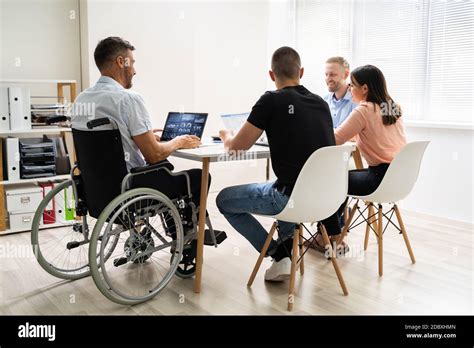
[335,64,407,196]
[310,65,406,253]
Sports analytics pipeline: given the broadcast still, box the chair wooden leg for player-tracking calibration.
[298,225,304,275]
[344,206,349,227]
[394,205,416,264]
[288,229,300,311]
[247,222,277,287]
[364,203,374,251]
[372,209,379,232]
[377,205,383,276]
[320,224,349,296]
[337,201,358,245]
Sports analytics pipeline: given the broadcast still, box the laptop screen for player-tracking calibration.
[161,112,208,141]
[220,112,268,146]
[220,112,249,132]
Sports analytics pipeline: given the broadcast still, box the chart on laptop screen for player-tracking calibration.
[161,112,208,141]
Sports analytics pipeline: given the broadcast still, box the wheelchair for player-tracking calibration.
[31,117,226,305]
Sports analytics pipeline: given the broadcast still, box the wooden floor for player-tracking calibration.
[0,192,472,315]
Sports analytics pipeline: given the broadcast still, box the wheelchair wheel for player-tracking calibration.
[31,179,119,280]
[89,188,184,305]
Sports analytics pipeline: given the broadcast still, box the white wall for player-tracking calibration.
[400,126,473,224]
[0,0,81,102]
[82,0,271,191]
[266,0,295,90]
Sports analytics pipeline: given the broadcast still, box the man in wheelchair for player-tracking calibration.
[73,36,207,208]
[36,36,226,304]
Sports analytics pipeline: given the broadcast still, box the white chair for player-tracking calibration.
[337,141,430,276]
[247,145,353,311]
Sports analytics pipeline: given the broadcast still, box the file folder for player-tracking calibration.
[64,184,75,220]
[54,183,75,221]
[39,182,55,224]
[0,87,11,131]
[5,137,20,181]
[8,87,31,131]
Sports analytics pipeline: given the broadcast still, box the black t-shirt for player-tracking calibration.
[247,85,335,195]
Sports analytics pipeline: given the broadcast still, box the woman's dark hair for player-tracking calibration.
[350,65,402,125]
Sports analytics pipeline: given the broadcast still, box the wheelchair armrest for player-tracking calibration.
[130,160,174,174]
[124,160,192,198]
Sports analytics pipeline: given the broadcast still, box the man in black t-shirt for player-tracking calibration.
[216,47,343,282]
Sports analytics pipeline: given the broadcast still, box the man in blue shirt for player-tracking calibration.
[323,56,358,128]
[72,37,206,206]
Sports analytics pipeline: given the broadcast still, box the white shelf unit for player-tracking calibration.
[0,79,77,104]
[0,128,74,235]
[0,127,71,137]
[1,174,71,186]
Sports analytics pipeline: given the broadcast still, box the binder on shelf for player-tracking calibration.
[54,185,64,220]
[64,184,75,220]
[8,87,31,131]
[0,87,11,131]
[39,182,55,224]
[0,138,5,231]
[54,183,75,221]
[5,137,20,181]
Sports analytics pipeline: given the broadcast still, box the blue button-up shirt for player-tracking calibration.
[72,76,152,170]
[323,89,358,128]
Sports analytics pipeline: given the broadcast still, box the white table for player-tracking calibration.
[171,144,271,293]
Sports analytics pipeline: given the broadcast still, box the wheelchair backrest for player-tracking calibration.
[72,123,128,218]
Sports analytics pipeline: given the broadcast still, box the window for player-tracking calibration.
[295,0,474,125]
[425,0,474,123]
[296,0,353,95]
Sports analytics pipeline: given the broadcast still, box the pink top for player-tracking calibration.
[334,101,407,166]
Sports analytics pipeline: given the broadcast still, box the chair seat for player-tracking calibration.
[253,212,317,225]
[347,193,394,204]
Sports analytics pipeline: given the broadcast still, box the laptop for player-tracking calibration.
[161,112,208,141]
[220,112,269,146]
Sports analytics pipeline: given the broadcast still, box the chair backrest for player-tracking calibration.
[362,141,430,203]
[72,124,128,218]
[274,145,352,224]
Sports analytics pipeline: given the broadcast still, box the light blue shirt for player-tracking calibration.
[72,76,152,170]
[323,89,358,128]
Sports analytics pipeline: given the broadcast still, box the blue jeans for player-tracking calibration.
[216,181,296,255]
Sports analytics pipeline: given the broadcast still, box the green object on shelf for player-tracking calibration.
[64,186,75,221]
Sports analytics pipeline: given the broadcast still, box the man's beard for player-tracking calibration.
[327,81,342,93]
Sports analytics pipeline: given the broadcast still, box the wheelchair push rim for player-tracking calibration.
[31,180,87,279]
[89,188,184,305]
[31,179,119,280]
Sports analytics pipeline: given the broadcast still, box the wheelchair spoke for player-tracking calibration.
[92,190,185,303]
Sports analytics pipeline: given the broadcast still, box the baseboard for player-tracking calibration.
[399,208,473,230]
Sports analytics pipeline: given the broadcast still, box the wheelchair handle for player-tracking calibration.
[87,117,111,129]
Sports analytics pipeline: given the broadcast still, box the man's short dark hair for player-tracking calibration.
[94,36,135,71]
[271,46,301,80]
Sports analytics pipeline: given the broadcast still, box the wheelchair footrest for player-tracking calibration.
[113,257,128,267]
[204,229,227,246]
[66,241,80,250]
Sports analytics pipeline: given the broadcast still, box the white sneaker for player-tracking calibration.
[264,257,291,282]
